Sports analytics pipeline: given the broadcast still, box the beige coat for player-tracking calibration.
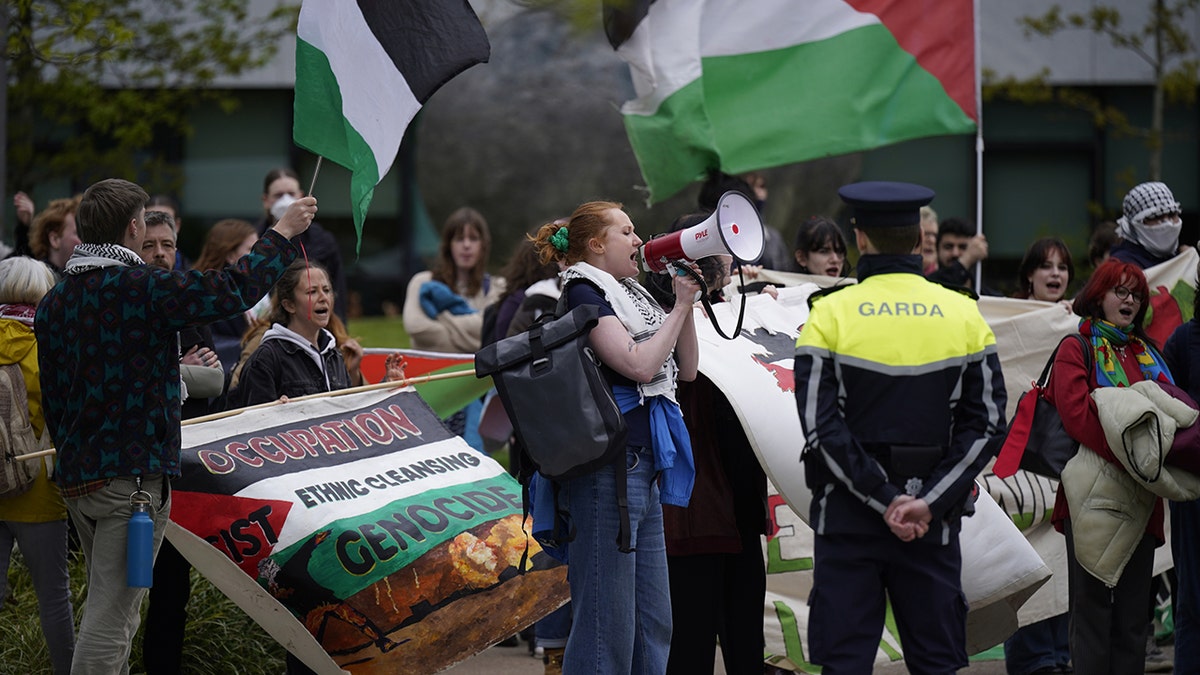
[402,270,504,353]
[1062,380,1200,586]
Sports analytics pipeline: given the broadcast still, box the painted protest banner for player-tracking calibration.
[169,387,567,674]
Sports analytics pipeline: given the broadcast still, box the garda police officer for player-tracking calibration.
[794,181,1006,674]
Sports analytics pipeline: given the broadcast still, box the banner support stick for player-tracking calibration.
[15,368,481,461]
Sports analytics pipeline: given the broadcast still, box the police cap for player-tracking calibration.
[838,181,935,229]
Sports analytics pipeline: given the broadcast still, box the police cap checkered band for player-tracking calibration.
[1123,182,1180,225]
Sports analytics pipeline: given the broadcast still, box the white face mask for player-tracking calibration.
[1138,218,1183,259]
[270,194,297,221]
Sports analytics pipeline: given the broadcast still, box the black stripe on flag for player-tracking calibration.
[356,0,491,104]
[603,0,655,50]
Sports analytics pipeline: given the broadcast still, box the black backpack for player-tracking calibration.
[474,286,633,551]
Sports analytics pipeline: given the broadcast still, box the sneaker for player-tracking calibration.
[532,646,544,659]
[1146,634,1173,672]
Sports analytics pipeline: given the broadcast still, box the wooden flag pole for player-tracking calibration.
[14,368,481,462]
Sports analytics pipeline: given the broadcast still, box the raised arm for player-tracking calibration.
[589,272,700,383]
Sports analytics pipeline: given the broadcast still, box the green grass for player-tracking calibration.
[345,316,409,349]
[4,548,286,674]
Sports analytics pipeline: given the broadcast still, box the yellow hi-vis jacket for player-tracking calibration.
[794,256,1007,544]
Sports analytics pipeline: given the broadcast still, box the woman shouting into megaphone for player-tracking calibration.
[530,201,700,674]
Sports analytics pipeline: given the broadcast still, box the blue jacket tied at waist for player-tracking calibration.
[613,385,695,507]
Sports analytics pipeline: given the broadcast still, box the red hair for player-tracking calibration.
[1072,258,1151,330]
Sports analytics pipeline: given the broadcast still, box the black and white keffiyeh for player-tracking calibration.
[561,262,677,402]
[1116,182,1183,256]
[63,243,145,275]
[1122,182,1180,225]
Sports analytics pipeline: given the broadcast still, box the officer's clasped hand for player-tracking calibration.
[884,495,932,542]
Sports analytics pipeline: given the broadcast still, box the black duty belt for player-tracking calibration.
[881,445,945,495]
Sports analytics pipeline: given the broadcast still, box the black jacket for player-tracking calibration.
[230,324,351,408]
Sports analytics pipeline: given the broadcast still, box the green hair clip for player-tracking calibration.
[550,226,570,253]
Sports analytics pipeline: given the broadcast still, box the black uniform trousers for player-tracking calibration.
[808,532,967,675]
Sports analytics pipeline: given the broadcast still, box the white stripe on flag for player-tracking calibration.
[298,0,418,180]
[699,0,879,57]
[617,0,702,114]
[618,0,881,116]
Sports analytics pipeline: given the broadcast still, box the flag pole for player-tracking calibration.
[307,155,323,197]
[973,0,984,292]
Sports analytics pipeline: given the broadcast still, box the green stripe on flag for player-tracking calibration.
[621,23,976,202]
[623,78,719,203]
[702,24,975,174]
[415,365,493,418]
[294,39,381,253]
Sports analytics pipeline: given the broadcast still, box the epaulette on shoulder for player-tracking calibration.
[929,279,979,301]
[806,283,852,310]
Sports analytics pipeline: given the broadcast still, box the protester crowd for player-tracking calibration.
[0,171,1195,675]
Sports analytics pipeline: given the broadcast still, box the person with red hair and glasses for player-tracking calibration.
[1047,258,1176,674]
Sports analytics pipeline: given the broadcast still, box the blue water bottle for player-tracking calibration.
[127,485,154,588]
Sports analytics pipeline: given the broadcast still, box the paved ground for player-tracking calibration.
[444,641,1177,673]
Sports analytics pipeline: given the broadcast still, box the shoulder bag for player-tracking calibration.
[992,333,1091,480]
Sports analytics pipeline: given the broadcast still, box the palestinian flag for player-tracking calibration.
[360,348,490,417]
[294,0,490,249]
[606,0,978,202]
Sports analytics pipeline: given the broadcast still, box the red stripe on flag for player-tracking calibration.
[843,0,977,122]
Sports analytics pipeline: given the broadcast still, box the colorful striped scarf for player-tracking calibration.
[1082,318,1173,388]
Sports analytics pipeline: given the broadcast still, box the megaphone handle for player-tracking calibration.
[695,265,748,341]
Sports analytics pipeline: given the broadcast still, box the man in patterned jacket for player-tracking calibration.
[37,178,317,674]
[794,181,1006,674]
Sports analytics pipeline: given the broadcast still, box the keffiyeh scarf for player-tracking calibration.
[561,262,677,401]
[64,243,144,275]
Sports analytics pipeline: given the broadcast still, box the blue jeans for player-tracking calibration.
[1174,499,1200,673]
[0,518,75,674]
[67,475,171,675]
[561,446,671,674]
[536,602,572,649]
[1004,614,1070,675]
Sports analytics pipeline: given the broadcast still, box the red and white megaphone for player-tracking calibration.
[639,191,765,273]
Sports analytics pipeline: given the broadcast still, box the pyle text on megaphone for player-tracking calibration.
[638,190,765,274]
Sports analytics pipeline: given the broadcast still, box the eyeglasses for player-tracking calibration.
[1113,286,1145,304]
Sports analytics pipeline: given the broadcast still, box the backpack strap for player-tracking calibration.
[518,479,532,574]
[614,454,632,553]
[554,277,634,552]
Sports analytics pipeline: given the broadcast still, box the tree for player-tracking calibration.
[4,0,297,197]
[986,0,1199,181]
